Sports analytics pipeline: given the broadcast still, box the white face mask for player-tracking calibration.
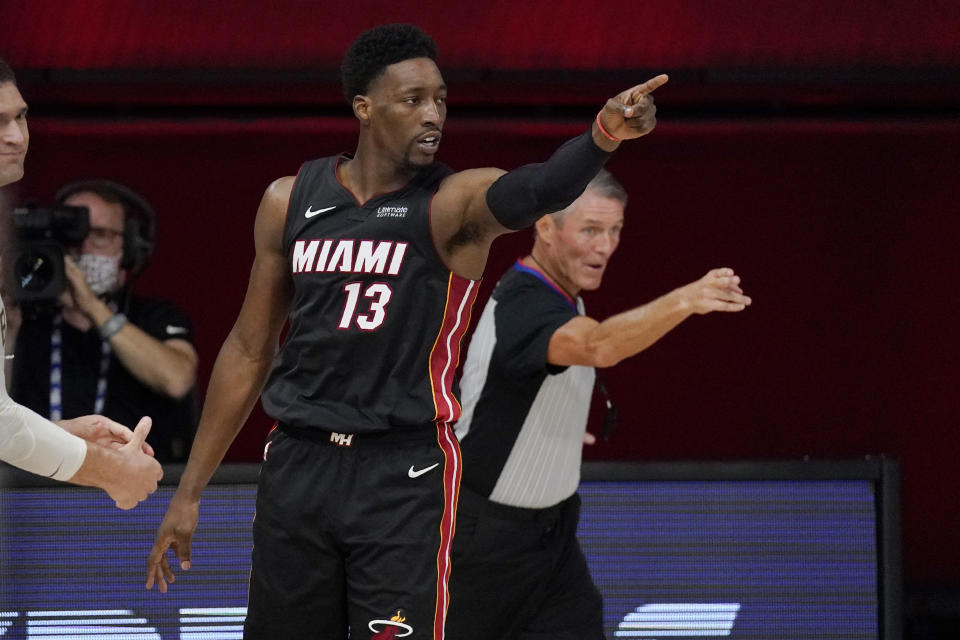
[76,253,122,295]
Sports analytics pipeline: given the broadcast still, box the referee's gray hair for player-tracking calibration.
[550,169,628,226]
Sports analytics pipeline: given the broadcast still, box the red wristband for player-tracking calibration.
[595,111,621,142]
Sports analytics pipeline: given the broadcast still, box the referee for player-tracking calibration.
[447,169,752,639]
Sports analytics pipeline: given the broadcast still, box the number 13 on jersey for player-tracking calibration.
[338,282,393,330]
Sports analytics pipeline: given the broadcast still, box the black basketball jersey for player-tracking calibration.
[261,155,480,433]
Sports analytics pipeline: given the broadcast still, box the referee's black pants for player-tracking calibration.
[446,488,605,640]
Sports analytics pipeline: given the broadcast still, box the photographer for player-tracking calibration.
[8,180,199,462]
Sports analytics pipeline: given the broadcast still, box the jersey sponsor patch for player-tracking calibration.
[375,205,408,218]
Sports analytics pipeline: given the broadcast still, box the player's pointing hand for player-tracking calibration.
[596,74,669,142]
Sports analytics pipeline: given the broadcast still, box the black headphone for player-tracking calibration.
[54,179,156,276]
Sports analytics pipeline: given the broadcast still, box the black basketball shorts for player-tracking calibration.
[244,422,461,639]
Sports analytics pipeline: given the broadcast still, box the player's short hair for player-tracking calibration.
[551,169,628,226]
[341,23,438,103]
[0,57,16,85]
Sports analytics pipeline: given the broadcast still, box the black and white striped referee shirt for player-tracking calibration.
[456,261,595,509]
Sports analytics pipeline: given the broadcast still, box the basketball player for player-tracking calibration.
[448,170,751,639]
[0,56,162,509]
[145,24,667,639]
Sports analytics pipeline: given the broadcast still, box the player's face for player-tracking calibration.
[366,57,447,171]
[547,191,624,295]
[65,191,126,258]
[0,82,29,188]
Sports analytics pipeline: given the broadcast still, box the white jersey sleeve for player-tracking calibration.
[0,301,87,481]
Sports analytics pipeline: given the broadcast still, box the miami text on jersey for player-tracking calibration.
[292,239,408,275]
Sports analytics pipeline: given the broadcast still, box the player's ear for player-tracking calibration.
[353,95,372,125]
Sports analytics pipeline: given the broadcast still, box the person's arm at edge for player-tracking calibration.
[0,390,161,508]
[145,176,294,592]
[547,268,752,368]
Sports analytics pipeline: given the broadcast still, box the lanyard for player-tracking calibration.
[49,313,112,421]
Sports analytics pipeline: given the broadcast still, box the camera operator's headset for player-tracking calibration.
[54,179,156,277]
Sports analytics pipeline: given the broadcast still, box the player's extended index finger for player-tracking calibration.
[633,74,669,97]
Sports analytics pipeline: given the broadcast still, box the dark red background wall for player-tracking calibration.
[2,0,958,601]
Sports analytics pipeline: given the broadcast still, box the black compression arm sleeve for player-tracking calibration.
[485,130,612,230]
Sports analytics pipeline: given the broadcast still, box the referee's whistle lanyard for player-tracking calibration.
[49,311,113,421]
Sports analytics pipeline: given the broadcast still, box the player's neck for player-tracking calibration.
[341,144,418,204]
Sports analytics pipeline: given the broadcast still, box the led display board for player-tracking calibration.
[0,459,900,639]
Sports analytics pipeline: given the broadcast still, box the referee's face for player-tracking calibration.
[547,192,624,295]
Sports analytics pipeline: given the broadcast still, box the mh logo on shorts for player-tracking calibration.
[369,608,413,638]
[330,432,354,447]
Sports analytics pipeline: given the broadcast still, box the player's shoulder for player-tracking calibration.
[265,155,339,202]
[256,176,297,224]
[265,175,296,200]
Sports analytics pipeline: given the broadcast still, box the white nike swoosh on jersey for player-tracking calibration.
[408,463,440,478]
[305,205,337,218]
[166,325,189,335]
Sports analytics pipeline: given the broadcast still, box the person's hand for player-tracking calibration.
[680,268,752,314]
[61,255,102,317]
[145,491,199,592]
[598,74,669,141]
[583,432,597,446]
[59,414,155,456]
[101,417,163,509]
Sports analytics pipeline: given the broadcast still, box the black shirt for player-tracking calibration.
[10,295,198,462]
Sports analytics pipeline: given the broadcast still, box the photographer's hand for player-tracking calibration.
[61,256,114,330]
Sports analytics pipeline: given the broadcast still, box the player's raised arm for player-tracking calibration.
[432,76,669,278]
